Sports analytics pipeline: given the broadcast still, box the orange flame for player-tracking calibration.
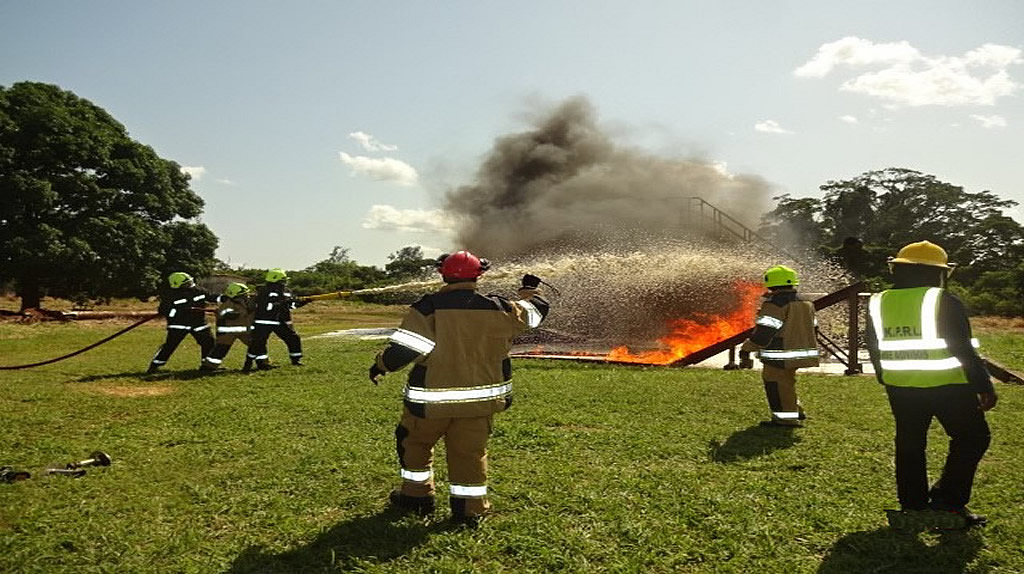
[606,281,764,365]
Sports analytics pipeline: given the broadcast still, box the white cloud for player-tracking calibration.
[361,205,455,233]
[754,120,793,134]
[181,166,206,181]
[839,115,859,124]
[970,114,1007,128]
[795,37,1023,107]
[795,37,920,78]
[339,152,419,186]
[216,178,237,186]
[349,131,398,152]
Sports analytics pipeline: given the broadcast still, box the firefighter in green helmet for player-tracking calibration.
[246,268,308,371]
[738,265,819,427]
[201,282,257,372]
[148,272,217,373]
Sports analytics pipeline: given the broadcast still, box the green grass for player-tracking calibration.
[1,311,1023,573]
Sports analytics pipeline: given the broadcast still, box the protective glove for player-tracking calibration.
[294,298,310,308]
[521,274,542,289]
[738,351,754,370]
[369,364,385,385]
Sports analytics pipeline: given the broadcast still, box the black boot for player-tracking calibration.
[389,490,435,516]
[242,358,253,373]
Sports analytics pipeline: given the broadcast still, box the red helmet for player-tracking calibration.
[438,250,489,280]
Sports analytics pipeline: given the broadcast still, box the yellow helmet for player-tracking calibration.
[168,272,194,289]
[763,265,799,288]
[889,240,950,268]
[265,268,288,283]
[224,282,250,298]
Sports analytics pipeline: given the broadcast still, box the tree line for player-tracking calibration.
[758,167,1024,316]
[2,82,1022,315]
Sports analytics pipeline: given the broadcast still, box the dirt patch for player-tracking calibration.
[973,316,1024,334]
[81,384,176,398]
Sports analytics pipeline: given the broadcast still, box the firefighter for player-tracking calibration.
[369,250,550,527]
[246,268,308,371]
[867,240,995,530]
[148,272,216,373]
[738,265,819,427]
[201,282,256,372]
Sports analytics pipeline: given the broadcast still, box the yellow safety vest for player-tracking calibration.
[868,287,977,388]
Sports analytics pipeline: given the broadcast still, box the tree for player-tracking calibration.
[288,246,387,295]
[0,82,217,310]
[761,168,1024,276]
[385,246,435,281]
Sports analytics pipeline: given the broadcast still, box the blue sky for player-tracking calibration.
[2,1,1022,269]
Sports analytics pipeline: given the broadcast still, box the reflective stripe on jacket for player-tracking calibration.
[868,287,974,388]
[740,288,819,369]
[158,287,211,329]
[376,282,550,418]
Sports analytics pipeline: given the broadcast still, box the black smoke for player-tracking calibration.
[445,96,776,259]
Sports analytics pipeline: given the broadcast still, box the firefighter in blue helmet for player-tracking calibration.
[868,241,995,530]
[148,272,216,373]
[738,265,819,426]
[246,268,308,371]
[369,251,550,527]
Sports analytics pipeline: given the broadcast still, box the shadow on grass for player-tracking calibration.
[75,369,234,383]
[227,508,454,573]
[818,526,985,573]
[709,423,800,463]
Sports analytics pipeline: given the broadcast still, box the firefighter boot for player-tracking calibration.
[389,490,435,516]
[291,357,303,366]
[242,358,253,373]
[256,360,276,371]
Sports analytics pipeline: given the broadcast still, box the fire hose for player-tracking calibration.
[0,313,160,370]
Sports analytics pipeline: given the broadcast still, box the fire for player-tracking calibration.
[606,281,764,365]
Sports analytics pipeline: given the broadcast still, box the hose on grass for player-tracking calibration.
[0,314,160,370]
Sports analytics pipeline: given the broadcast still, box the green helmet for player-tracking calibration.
[224,282,251,298]
[168,272,194,289]
[265,268,288,283]
[763,265,798,288]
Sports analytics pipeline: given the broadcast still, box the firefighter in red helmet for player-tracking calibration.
[369,250,551,527]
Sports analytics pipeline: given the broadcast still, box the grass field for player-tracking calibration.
[1,300,1023,573]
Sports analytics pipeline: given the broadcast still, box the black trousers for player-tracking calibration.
[885,384,991,510]
[150,327,214,367]
[247,323,302,364]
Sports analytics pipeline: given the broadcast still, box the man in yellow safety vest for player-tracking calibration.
[867,240,996,530]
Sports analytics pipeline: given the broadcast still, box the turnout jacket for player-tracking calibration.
[253,282,298,326]
[741,288,819,369]
[215,295,256,344]
[375,281,550,419]
[158,286,214,331]
[866,287,992,393]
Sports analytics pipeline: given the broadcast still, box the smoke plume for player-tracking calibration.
[445,96,776,259]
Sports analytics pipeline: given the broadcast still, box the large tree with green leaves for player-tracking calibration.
[762,168,1024,276]
[0,82,217,310]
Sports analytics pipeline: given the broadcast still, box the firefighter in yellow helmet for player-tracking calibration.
[200,282,257,372]
[369,251,550,527]
[246,268,308,371]
[867,241,995,530]
[148,272,217,373]
[738,265,819,427]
